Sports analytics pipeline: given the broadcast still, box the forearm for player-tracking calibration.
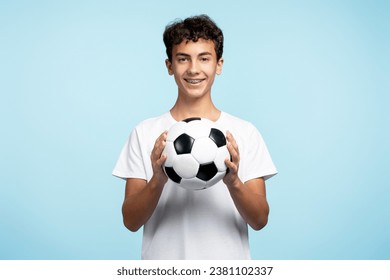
[122,176,165,232]
[226,178,269,230]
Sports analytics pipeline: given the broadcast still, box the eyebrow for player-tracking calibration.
[175,52,213,57]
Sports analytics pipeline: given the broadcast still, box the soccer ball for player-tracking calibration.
[162,117,230,190]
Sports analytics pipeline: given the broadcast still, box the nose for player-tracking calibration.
[187,61,200,75]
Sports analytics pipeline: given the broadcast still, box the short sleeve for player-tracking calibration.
[112,128,147,180]
[241,126,278,183]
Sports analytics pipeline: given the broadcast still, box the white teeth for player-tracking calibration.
[186,79,203,84]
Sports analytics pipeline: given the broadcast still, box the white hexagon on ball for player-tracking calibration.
[180,177,207,190]
[191,137,217,164]
[173,154,199,179]
[185,120,212,139]
[166,121,188,142]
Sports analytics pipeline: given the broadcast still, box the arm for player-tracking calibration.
[223,131,270,230]
[122,131,168,232]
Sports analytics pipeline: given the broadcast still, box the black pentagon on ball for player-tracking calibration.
[165,166,182,183]
[196,162,218,181]
[182,117,201,123]
[209,128,226,147]
[174,133,195,154]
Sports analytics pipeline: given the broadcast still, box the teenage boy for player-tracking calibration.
[113,15,277,259]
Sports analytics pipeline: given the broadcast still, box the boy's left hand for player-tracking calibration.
[222,131,269,230]
[223,131,242,188]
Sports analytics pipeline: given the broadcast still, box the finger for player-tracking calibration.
[156,153,167,167]
[227,142,240,164]
[155,130,168,145]
[226,131,239,153]
[152,143,164,160]
[152,131,168,160]
[224,158,238,174]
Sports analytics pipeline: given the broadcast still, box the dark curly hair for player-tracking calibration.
[163,15,224,62]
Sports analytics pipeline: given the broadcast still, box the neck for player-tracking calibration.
[170,97,221,122]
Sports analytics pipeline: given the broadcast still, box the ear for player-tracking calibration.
[216,58,224,75]
[165,59,173,75]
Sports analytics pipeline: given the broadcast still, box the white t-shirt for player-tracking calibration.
[113,112,277,259]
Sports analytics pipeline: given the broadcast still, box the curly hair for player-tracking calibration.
[163,15,224,62]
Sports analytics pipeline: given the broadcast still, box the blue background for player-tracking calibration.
[1,0,389,260]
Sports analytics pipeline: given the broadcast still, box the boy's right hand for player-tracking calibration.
[150,131,168,185]
[122,131,169,232]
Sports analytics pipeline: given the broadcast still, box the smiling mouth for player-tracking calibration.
[184,79,205,84]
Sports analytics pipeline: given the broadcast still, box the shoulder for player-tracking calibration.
[134,112,173,131]
[220,112,257,135]
[135,112,169,128]
[132,112,175,143]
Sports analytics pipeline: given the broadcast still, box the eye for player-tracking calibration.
[200,57,210,62]
[177,57,189,62]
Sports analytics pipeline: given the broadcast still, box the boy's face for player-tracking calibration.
[166,38,223,101]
